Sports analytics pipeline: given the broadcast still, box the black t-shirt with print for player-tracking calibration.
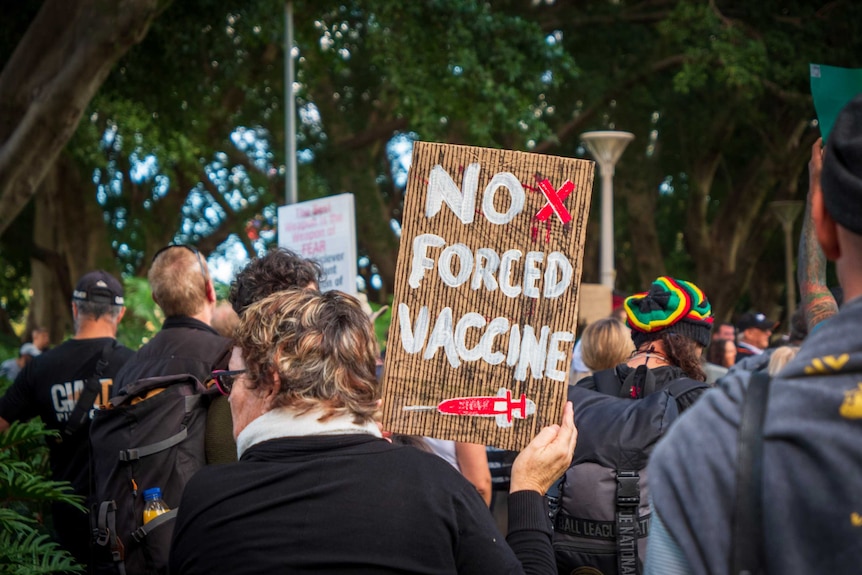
[0,337,133,562]
[0,337,133,492]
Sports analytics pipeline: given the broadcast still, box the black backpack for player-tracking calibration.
[89,374,211,575]
[552,367,708,575]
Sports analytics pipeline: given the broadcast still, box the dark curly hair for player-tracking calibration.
[229,248,322,315]
[636,331,707,382]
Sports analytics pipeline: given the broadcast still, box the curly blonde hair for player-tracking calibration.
[234,289,380,423]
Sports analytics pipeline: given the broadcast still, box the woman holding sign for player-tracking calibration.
[169,288,577,575]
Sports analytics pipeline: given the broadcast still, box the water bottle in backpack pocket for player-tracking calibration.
[89,374,210,575]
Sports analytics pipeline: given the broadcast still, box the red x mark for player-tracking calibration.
[535,179,575,224]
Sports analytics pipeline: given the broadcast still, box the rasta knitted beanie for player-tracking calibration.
[624,276,714,348]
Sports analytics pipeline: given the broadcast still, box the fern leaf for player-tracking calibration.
[0,466,85,511]
[0,530,84,574]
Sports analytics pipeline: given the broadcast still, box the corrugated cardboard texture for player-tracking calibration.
[382,142,594,450]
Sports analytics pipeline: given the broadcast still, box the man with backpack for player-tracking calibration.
[0,270,133,565]
[88,248,322,575]
[111,244,231,393]
[644,98,862,574]
[89,245,230,575]
[553,276,713,574]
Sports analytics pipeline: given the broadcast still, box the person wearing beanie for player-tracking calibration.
[575,275,714,404]
[553,277,713,574]
[644,96,862,575]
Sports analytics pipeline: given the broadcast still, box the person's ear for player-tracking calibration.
[812,185,841,260]
[262,369,282,408]
[117,307,126,323]
[206,280,217,304]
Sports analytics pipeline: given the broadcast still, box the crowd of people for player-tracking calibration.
[1,96,861,574]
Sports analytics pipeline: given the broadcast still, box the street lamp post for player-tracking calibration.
[581,131,635,290]
[284,1,297,206]
[770,200,804,326]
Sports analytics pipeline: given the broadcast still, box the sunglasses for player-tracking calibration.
[211,369,247,396]
[152,244,208,283]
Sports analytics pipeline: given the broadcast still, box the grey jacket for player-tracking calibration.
[647,295,862,574]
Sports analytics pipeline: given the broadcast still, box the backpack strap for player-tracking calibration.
[131,508,178,543]
[119,428,189,462]
[731,371,772,575]
[663,377,708,397]
[63,340,116,437]
[593,368,622,396]
[615,470,641,575]
[94,500,127,575]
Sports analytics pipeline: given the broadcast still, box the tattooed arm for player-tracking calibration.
[797,138,839,331]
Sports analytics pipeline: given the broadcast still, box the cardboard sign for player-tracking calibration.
[277,193,358,294]
[382,142,594,450]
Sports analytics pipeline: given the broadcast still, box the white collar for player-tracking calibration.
[236,406,382,458]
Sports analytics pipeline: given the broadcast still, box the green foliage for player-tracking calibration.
[299,0,577,148]
[116,276,163,350]
[0,530,84,575]
[369,298,392,350]
[0,418,84,574]
[0,202,34,333]
[6,0,862,327]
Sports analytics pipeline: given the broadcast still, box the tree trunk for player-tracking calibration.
[616,162,666,290]
[0,0,171,237]
[27,154,117,341]
[342,149,400,302]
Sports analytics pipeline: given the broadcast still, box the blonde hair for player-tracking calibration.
[580,318,635,372]
[767,345,800,376]
[211,301,240,338]
[148,246,210,317]
[234,289,380,423]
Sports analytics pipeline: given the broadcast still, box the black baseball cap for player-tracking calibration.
[72,270,125,306]
[736,312,777,332]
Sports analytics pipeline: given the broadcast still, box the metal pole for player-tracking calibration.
[581,131,633,292]
[284,1,298,206]
[599,162,615,289]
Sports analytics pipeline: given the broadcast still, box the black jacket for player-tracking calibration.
[170,434,556,574]
[112,315,230,394]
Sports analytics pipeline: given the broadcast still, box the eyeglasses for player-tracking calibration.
[211,369,247,396]
[152,244,208,284]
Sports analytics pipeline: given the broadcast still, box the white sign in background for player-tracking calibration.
[277,193,358,294]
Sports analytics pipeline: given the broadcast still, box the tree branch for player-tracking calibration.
[534,54,689,154]
[0,0,170,237]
